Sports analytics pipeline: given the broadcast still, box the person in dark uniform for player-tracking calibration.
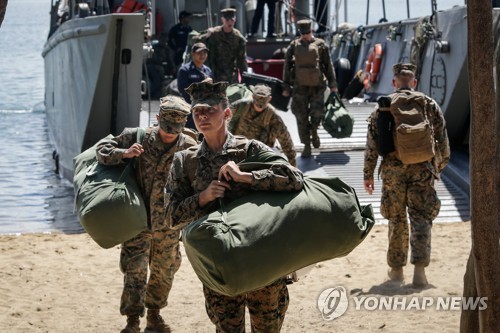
[168,10,193,70]
[250,0,277,38]
[177,42,213,129]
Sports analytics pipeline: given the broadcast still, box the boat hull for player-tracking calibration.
[43,14,144,180]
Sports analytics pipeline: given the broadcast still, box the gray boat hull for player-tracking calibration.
[43,14,144,180]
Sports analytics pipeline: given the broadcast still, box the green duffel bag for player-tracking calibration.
[322,92,355,138]
[73,129,147,249]
[226,83,253,105]
[183,152,374,296]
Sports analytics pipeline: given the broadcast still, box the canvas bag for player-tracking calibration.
[182,151,375,296]
[390,90,435,164]
[322,93,354,138]
[73,129,147,249]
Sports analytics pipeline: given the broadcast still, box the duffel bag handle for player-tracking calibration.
[326,92,347,110]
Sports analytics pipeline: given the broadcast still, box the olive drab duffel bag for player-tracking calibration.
[183,151,375,296]
[73,129,147,249]
[322,92,355,139]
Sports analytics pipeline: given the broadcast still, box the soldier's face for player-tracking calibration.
[158,128,179,144]
[222,16,235,29]
[193,104,229,134]
[192,50,208,64]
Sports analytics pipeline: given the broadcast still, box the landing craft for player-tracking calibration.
[43,0,499,180]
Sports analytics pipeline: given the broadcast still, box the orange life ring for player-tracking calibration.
[363,44,383,89]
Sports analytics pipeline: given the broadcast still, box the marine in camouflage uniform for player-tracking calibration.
[194,8,248,83]
[363,63,450,287]
[96,96,198,333]
[229,84,297,166]
[164,81,304,332]
[282,19,338,158]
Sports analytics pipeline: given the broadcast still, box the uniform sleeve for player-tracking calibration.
[95,127,137,165]
[271,114,296,166]
[164,153,215,230]
[319,42,337,89]
[429,99,450,172]
[167,25,177,50]
[236,35,248,73]
[283,42,295,90]
[176,67,190,102]
[363,111,379,180]
[246,140,304,191]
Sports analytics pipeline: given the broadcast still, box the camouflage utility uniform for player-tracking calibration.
[363,88,450,268]
[229,100,297,166]
[283,30,337,151]
[195,26,247,83]
[96,126,197,317]
[164,133,304,332]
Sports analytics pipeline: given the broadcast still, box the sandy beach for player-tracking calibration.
[0,222,471,333]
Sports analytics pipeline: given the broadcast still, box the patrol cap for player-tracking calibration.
[179,10,192,20]
[221,8,236,19]
[297,19,312,34]
[251,84,272,108]
[192,42,209,53]
[392,63,417,76]
[158,95,191,134]
[186,80,229,109]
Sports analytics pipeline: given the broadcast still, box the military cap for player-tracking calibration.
[250,84,272,108]
[186,80,229,109]
[297,19,312,34]
[192,42,209,53]
[158,95,190,134]
[392,63,417,76]
[179,10,192,20]
[221,7,236,19]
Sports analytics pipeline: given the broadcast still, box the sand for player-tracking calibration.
[0,222,472,333]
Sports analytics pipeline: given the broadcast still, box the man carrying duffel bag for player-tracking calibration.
[96,96,197,333]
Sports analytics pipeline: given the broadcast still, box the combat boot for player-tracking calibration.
[388,267,404,281]
[301,144,312,158]
[311,128,320,148]
[412,264,428,287]
[145,309,171,333]
[120,315,140,333]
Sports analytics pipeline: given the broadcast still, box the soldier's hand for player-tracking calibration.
[282,89,290,97]
[206,27,214,37]
[219,161,253,184]
[199,180,232,206]
[330,87,338,94]
[364,179,374,195]
[123,143,144,158]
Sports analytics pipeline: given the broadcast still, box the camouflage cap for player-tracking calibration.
[158,95,190,134]
[251,84,272,108]
[186,80,229,109]
[297,19,312,34]
[221,7,236,19]
[392,63,417,76]
[192,42,209,53]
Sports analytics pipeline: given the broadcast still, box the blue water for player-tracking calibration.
[0,0,463,234]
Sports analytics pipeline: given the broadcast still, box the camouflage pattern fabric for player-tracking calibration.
[195,26,248,83]
[119,228,181,316]
[229,101,296,166]
[164,133,303,331]
[363,91,450,268]
[290,85,325,146]
[96,126,197,317]
[203,278,289,332]
[158,95,191,134]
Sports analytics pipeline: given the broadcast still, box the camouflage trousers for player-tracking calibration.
[291,85,326,145]
[119,228,182,316]
[203,278,289,333]
[379,159,441,268]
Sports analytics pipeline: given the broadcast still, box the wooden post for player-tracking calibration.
[463,1,500,332]
[0,0,8,29]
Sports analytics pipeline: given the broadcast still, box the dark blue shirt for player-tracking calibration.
[177,61,213,103]
[168,23,192,51]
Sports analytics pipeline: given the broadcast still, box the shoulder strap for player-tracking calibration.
[135,127,151,194]
[262,107,275,128]
[231,101,252,133]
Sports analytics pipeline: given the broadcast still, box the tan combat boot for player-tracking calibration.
[388,267,404,281]
[120,315,140,333]
[311,128,320,148]
[301,144,312,158]
[413,264,428,287]
[145,309,171,333]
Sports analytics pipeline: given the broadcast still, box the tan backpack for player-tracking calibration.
[389,90,435,164]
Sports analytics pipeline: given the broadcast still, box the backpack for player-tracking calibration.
[226,83,253,105]
[322,93,354,139]
[387,90,435,164]
[375,96,396,156]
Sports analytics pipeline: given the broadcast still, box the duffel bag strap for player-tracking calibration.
[117,127,147,183]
